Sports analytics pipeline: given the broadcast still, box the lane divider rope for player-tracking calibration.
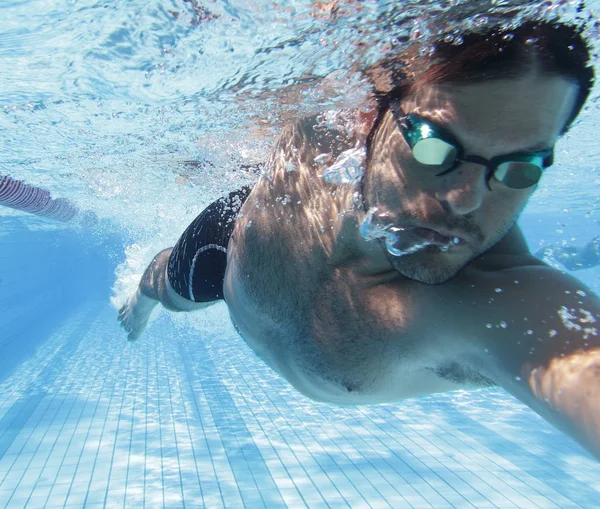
[0,175,78,222]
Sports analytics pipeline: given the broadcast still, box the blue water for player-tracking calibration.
[2,0,600,507]
[1,217,599,508]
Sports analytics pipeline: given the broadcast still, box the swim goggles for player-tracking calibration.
[389,101,554,189]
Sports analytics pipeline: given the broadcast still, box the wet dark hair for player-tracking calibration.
[370,20,595,137]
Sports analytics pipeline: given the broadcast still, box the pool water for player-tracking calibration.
[1,222,599,508]
[2,0,600,507]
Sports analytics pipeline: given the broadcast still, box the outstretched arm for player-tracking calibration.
[118,248,214,340]
[470,266,600,460]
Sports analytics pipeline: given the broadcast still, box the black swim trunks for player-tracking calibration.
[167,186,252,302]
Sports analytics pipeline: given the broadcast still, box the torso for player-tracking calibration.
[223,116,545,405]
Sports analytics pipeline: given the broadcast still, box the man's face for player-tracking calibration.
[363,73,577,284]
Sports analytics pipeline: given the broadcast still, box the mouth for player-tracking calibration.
[359,208,467,257]
[380,226,465,257]
[412,227,465,248]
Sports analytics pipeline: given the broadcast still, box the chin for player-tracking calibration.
[390,245,474,284]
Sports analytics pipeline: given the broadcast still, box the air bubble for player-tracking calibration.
[451,35,463,46]
[322,145,365,185]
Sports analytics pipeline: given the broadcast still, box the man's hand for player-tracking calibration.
[118,288,158,341]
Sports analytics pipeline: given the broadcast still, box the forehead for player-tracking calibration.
[400,74,578,152]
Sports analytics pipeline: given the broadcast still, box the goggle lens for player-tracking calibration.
[493,161,542,189]
[412,138,458,167]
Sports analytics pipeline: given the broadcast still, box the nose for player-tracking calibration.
[434,162,488,215]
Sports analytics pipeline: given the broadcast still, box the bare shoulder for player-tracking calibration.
[497,263,599,308]
[466,222,595,299]
[463,246,596,305]
[266,111,361,182]
[448,225,599,355]
[454,241,600,357]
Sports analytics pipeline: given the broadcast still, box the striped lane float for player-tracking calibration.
[0,175,78,222]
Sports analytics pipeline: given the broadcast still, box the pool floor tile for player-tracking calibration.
[0,303,598,508]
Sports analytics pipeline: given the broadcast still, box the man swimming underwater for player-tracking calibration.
[119,20,600,460]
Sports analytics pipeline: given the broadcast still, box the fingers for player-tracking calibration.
[117,306,131,332]
[118,307,144,342]
[121,318,140,341]
[117,298,149,341]
[127,331,140,342]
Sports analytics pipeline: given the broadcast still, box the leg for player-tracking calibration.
[118,187,252,341]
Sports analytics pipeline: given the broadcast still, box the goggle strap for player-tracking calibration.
[435,167,456,177]
[389,101,410,133]
[484,169,493,191]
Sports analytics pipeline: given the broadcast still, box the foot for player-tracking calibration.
[118,289,158,341]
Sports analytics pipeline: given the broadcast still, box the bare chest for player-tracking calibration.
[222,179,507,403]
[224,222,459,403]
